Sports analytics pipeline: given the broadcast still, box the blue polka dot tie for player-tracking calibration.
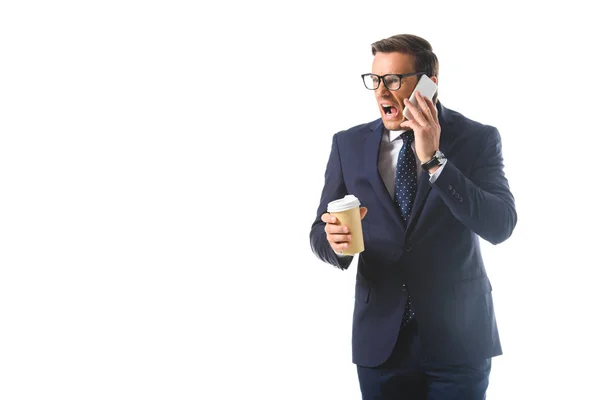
[395,131,417,327]
[394,131,417,222]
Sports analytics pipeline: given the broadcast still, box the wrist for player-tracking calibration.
[421,150,446,172]
[419,149,439,164]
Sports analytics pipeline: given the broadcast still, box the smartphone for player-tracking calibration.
[402,75,438,120]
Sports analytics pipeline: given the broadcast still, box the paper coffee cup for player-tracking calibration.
[327,194,365,255]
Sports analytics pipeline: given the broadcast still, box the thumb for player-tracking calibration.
[360,207,368,220]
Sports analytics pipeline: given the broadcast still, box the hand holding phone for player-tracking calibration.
[403,75,438,120]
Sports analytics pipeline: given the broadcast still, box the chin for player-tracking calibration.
[382,119,404,131]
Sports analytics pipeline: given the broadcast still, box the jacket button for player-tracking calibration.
[401,284,407,292]
[405,244,412,252]
[451,189,456,195]
[459,197,463,203]
[448,185,453,191]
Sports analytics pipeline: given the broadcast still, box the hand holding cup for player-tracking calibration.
[322,195,368,255]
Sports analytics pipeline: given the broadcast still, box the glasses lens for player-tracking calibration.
[383,75,401,90]
[363,74,379,90]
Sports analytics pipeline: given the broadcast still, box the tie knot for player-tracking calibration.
[401,131,414,145]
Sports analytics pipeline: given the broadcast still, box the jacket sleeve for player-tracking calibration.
[309,134,354,270]
[432,127,517,245]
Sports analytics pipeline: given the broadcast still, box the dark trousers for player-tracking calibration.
[356,320,491,400]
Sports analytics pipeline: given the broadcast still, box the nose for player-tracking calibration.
[375,81,390,97]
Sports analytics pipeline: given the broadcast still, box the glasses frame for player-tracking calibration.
[361,72,427,91]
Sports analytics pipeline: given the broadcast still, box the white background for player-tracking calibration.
[1,1,599,399]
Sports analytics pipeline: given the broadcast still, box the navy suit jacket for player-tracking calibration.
[309,102,517,367]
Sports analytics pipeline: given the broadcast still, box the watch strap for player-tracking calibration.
[421,151,445,171]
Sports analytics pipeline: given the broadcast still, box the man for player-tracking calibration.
[309,34,517,399]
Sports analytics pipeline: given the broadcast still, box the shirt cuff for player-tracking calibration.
[428,159,447,183]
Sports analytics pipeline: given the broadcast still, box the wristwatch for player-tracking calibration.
[421,150,447,171]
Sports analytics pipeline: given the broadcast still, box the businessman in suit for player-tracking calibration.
[309,34,517,399]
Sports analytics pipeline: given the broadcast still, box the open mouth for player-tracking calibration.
[381,104,399,117]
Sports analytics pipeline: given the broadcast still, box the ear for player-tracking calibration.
[430,75,438,85]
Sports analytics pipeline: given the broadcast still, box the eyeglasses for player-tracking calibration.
[361,72,426,91]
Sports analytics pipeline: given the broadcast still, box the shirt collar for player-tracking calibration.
[388,128,409,142]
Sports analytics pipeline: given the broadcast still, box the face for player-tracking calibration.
[371,52,433,131]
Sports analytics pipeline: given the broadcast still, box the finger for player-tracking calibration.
[400,119,417,130]
[416,92,433,123]
[321,213,337,224]
[424,96,438,122]
[403,97,427,127]
[360,207,368,219]
[326,223,349,235]
[333,242,349,253]
[328,232,352,244]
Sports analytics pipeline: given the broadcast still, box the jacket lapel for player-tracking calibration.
[406,171,432,229]
[364,120,404,229]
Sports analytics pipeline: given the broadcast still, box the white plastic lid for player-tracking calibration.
[327,194,361,212]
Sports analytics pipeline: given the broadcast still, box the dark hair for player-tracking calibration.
[371,34,439,102]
